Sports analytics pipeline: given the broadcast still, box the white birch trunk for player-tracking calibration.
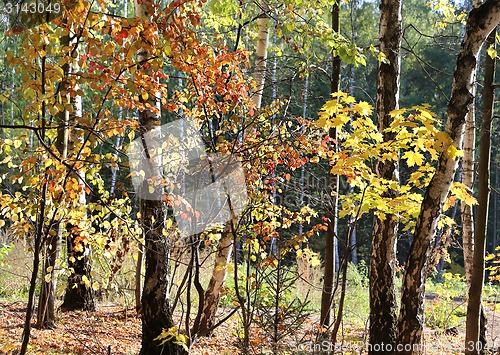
[396,3,500,353]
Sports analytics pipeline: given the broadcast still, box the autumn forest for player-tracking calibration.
[1,0,500,354]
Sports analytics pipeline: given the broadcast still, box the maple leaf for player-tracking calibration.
[353,101,373,116]
[402,150,424,167]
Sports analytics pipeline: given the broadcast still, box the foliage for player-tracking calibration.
[313,92,475,234]
[425,273,467,330]
[154,326,189,352]
[0,242,13,266]
[485,246,500,282]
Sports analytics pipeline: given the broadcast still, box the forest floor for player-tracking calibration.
[1,300,500,354]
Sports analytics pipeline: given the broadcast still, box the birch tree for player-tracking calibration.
[461,0,482,291]
[196,0,270,336]
[465,27,496,355]
[397,2,500,353]
[369,0,402,352]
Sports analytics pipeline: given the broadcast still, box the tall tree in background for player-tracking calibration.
[349,0,359,265]
[36,27,72,327]
[368,0,402,352]
[465,27,496,355]
[196,0,270,336]
[251,0,270,110]
[60,26,94,313]
[397,2,500,353]
[320,0,341,330]
[461,0,482,292]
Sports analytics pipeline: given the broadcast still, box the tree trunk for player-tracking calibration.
[349,0,359,267]
[465,28,496,355]
[135,243,143,314]
[196,234,232,335]
[320,2,341,330]
[461,106,476,286]
[462,0,482,292]
[139,199,185,354]
[197,0,270,337]
[60,39,94,312]
[369,0,402,353]
[36,29,71,325]
[135,1,187,354]
[252,0,270,110]
[36,230,61,328]
[397,3,500,353]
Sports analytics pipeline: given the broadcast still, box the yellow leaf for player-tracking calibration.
[402,150,424,167]
[487,45,497,59]
[317,115,327,128]
[485,254,496,261]
[354,101,373,116]
[389,108,407,117]
[310,256,321,267]
[310,156,319,163]
[447,145,463,159]
[81,275,91,288]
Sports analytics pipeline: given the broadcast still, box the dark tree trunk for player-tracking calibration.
[135,243,143,315]
[61,225,95,312]
[36,231,60,328]
[465,28,496,355]
[139,199,186,355]
[320,2,341,330]
[397,3,500,353]
[135,2,187,353]
[369,0,402,353]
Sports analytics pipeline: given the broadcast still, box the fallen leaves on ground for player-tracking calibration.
[0,301,499,354]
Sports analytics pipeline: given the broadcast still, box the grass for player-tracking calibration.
[0,240,32,301]
[2,234,500,354]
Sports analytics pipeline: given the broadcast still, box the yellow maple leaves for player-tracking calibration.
[315,92,474,233]
[403,150,425,167]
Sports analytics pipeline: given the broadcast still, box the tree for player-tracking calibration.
[60,23,95,313]
[369,0,402,353]
[397,2,500,353]
[320,0,341,331]
[36,24,73,328]
[462,0,481,294]
[134,1,186,354]
[465,27,496,355]
[196,0,270,337]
